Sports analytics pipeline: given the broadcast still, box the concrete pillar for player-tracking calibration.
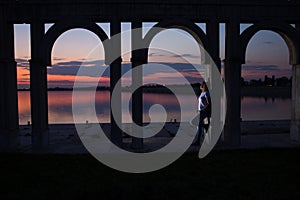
[30,21,49,150]
[206,19,221,70]
[0,19,19,152]
[206,20,223,144]
[131,20,144,149]
[223,19,241,146]
[290,23,300,141]
[290,64,300,141]
[110,19,123,146]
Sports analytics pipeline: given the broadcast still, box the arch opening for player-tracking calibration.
[49,28,108,125]
[240,22,300,65]
[42,19,109,66]
[241,29,292,135]
[143,20,212,64]
[144,27,206,124]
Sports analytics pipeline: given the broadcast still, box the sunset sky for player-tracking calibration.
[14,23,291,89]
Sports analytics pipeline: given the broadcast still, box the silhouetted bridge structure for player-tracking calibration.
[1,0,300,151]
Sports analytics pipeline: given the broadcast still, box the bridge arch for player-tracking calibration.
[240,21,300,65]
[143,19,213,64]
[240,20,300,141]
[41,18,109,66]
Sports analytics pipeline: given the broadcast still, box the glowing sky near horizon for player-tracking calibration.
[14,23,292,89]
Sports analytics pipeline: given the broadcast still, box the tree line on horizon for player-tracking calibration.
[241,75,292,87]
[17,75,292,91]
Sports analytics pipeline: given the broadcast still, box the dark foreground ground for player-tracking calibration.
[1,148,300,200]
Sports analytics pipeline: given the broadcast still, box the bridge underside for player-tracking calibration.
[1,0,300,151]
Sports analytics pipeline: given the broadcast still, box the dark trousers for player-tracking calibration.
[195,109,210,143]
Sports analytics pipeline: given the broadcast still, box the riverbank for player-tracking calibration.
[19,120,291,136]
[4,121,300,199]
[16,120,298,154]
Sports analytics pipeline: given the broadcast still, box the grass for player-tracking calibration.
[1,148,300,200]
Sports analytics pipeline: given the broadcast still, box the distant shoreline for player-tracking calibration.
[18,85,291,98]
[241,86,291,98]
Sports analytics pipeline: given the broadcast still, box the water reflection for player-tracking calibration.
[18,91,31,124]
[18,91,291,125]
[241,96,290,120]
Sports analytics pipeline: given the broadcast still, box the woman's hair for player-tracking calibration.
[201,81,208,91]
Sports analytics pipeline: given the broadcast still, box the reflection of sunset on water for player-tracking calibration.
[241,97,290,120]
[18,91,291,125]
[18,92,31,123]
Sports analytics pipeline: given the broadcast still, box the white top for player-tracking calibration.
[198,91,210,111]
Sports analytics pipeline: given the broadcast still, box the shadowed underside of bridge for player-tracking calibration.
[1,0,300,151]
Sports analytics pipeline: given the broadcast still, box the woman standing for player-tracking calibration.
[193,81,211,145]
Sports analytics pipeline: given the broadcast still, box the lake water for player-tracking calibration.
[18,91,291,125]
